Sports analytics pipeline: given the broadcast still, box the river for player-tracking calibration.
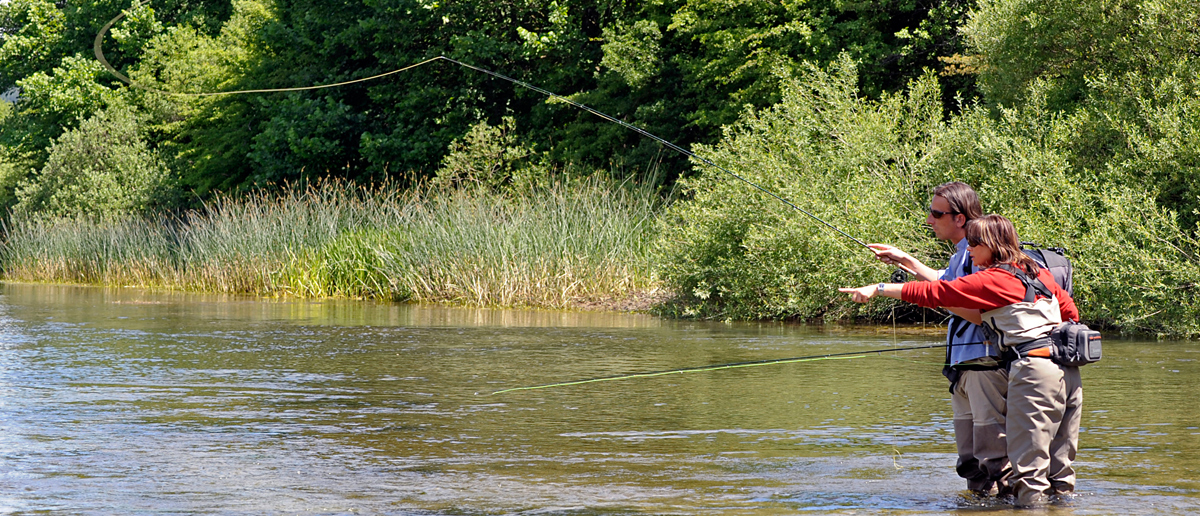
[1,283,1197,514]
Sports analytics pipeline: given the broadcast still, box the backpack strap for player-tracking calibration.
[995,263,1054,302]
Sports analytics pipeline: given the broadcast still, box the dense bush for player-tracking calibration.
[658,58,1200,337]
[14,102,177,219]
[657,57,939,321]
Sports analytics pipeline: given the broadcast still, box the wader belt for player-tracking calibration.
[1011,337,1053,357]
[953,362,1004,372]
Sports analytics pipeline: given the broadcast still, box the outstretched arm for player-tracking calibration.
[840,283,984,324]
[867,244,940,282]
[839,283,904,303]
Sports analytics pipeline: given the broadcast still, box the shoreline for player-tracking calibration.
[0,279,954,337]
[0,278,671,313]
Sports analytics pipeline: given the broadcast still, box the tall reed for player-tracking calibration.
[0,179,661,309]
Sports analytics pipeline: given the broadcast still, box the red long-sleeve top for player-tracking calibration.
[901,266,1079,322]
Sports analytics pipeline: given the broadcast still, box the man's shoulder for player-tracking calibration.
[941,248,973,280]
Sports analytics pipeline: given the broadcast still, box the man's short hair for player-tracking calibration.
[932,181,983,222]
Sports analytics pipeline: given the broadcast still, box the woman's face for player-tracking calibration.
[967,241,994,268]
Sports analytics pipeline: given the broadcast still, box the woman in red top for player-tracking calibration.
[841,214,1083,506]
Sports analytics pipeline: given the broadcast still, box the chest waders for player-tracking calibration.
[981,265,1104,368]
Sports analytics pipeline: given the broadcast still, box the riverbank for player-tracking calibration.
[0,179,663,311]
[5,174,1200,338]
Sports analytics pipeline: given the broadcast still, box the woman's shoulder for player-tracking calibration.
[973,265,1033,292]
[956,265,1022,291]
[979,265,1020,278]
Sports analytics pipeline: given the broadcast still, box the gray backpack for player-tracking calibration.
[1021,243,1073,295]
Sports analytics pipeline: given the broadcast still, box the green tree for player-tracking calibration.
[555,0,978,182]
[3,56,118,166]
[15,101,177,219]
[963,0,1141,109]
[0,0,68,87]
[5,0,988,195]
[0,0,236,206]
[124,0,277,194]
[963,0,1200,229]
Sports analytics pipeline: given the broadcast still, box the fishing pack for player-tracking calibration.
[1050,320,1103,367]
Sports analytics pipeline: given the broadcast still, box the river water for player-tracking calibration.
[1,283,1197,515]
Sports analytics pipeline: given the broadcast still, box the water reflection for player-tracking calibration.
[0,282,1196,514]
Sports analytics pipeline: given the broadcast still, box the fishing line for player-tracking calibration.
[94,3,874,250]
[483,341,961,396]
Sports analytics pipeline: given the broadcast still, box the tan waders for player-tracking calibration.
[1006,355,1083,506]
[951,368,1011,494]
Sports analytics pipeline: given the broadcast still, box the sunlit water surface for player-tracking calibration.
[1,283,1197,515]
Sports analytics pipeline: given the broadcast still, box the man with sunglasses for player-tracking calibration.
[870,182,1010,497]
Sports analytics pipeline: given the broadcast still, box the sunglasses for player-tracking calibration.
[928,207,960,219]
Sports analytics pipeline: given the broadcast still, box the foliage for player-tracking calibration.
[664,0,975,128]
[0,0,67,86]
[0,101,23,209]
[14,101,178,220]
[0,0,236,199]
[963,0,1200,229]
[0,0,232,88]
[560,0,978,179]
[963,0,1135,109]
[433,117,547,192]
[126,0,278,194]
[658,57,940,321]
[2,56,119,166]
[600,19,662,89]
[658,58,1200,337]
[0,159,20,212]
[3,0,982,199]
[963,0,1198,110]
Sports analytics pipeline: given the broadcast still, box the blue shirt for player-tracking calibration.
[938,239,997,364]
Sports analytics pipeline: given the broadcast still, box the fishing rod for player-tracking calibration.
[483,341,963,396]
[93,5,879,252]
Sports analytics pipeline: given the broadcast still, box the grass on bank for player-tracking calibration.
[0,178,662,310]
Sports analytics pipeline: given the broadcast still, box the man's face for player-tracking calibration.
[926,195,964,241]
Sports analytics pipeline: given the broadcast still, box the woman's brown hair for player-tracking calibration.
[965,214,1039,275]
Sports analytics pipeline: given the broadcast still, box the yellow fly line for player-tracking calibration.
[483,341,960,396]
